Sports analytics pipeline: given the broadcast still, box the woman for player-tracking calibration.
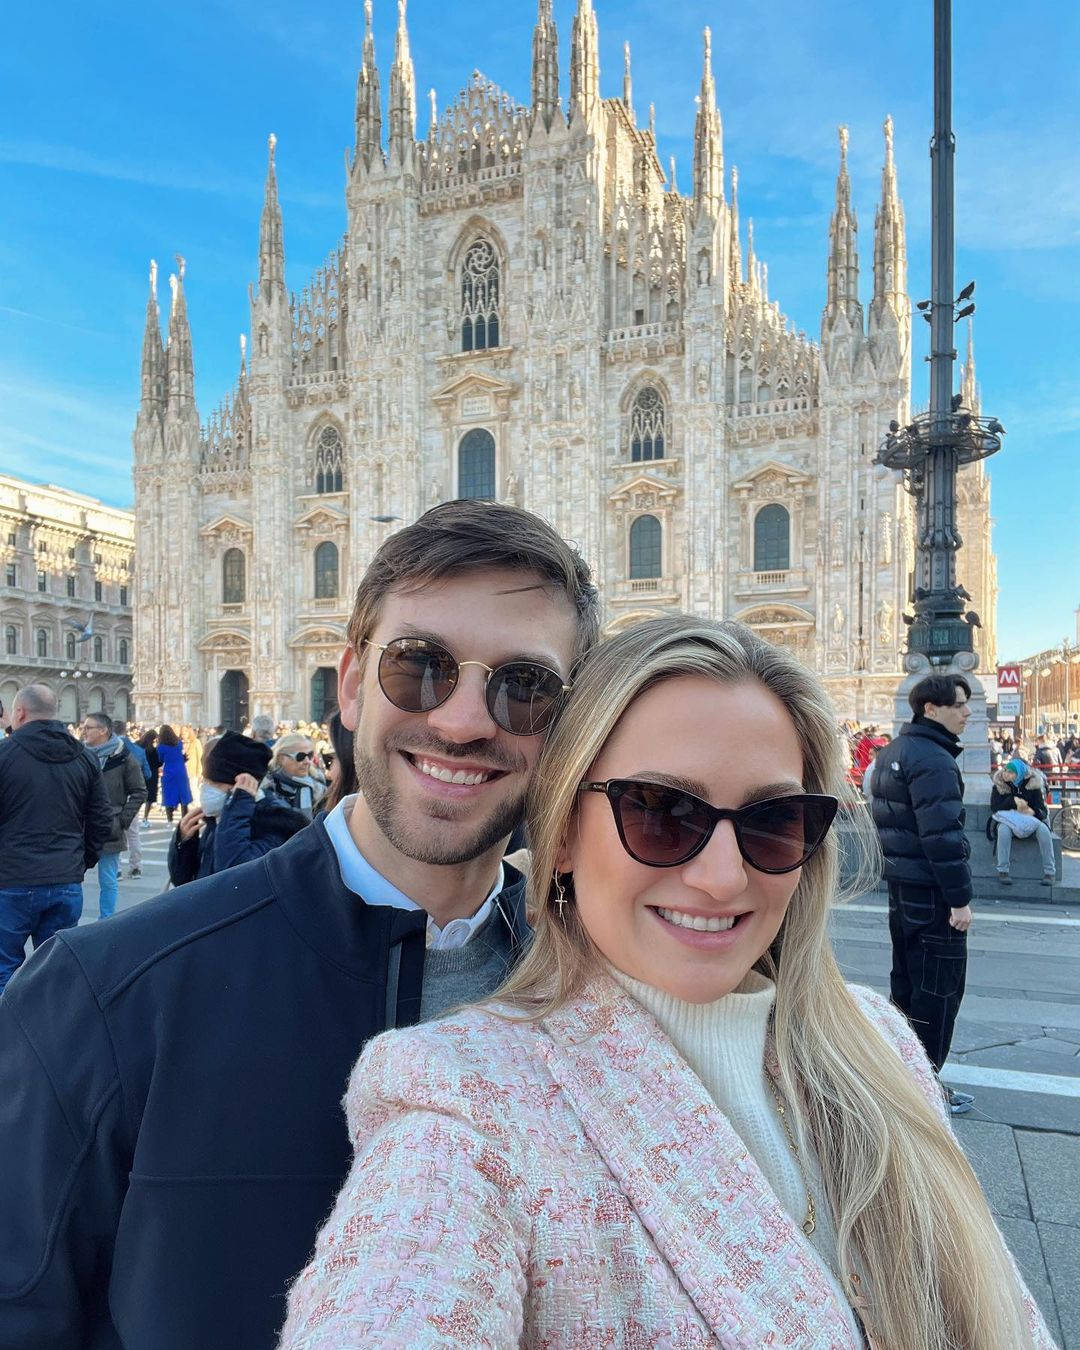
[137,729,160,823]
[156,724,192,824]
[318,710,356,815]
[168,733,308,885]
[260,732,326,819]
[990,757,1055,887]
[280,618,1051,1350]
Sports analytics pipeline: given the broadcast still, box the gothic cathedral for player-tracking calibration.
[131,0,996,728]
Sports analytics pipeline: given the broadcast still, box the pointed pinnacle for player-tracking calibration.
[175,253,186,281]
[838,124,850,164]
[884,114,894,164]
[149,258,158,298]
[268,131,277,166]
[429,87,437,134]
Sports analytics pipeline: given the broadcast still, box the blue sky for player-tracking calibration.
[1,0,1077,659]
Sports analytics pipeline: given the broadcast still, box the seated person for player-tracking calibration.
[279,615,1052,1350]
[169,732,308,885]
[989,758,1055,886]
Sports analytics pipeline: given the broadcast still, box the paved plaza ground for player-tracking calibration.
[75,816,1080,1346]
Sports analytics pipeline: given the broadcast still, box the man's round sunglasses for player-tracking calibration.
[579,779,839,872]
[364,637,571,737]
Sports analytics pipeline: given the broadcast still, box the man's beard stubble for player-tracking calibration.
[353,723,528,867]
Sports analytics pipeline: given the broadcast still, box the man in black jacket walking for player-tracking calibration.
[0,501,599,1350]
[79,713,147,920]
[870,673,975,1113]
[0,684,113,993]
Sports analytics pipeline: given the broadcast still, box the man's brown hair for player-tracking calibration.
[346,500,600,664]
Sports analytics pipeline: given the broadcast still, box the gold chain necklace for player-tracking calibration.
[764,1058,879,1348]
[764,1069,816,1235]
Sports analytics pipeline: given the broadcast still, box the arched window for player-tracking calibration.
[629,515,662,579]
[223,548,246,604]
[65,631,76,660]
[313,425,344,494]
[461,239,501,352]
[93,635,104,662]
[458,428,496,500]
[4,625,16,655]
[754,504,790,572]
[118,638,129,666]
[314,541,339,599]
[36,628,48,658]
[628,386,667,462]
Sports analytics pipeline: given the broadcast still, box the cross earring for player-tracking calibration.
[553,873,567,910]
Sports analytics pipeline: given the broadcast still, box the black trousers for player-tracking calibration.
[887,881,968,1072]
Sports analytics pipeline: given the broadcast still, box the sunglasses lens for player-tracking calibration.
[488,664,565,735]
[737,797,834,873]
[378,639,457,712]
[617,782,711,866]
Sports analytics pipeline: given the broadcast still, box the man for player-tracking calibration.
[249,713,276,746]
[0,501,598,1349]
[870,673,975,1115]
[0,684,112,993]
[79,713,147,920]
[119,730,153,877]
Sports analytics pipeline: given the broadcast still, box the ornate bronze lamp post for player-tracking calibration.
[876,0,1003,666]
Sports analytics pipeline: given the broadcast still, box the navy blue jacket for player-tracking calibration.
[0,818,530,1349]
[870,718,972,907]
[166,792,309,886]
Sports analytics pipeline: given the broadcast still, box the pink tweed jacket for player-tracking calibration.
[279,981,1054,1349]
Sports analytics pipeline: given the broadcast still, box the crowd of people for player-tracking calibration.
[0,500,1057,1349]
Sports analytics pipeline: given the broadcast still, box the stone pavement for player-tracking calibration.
[76,828,1080,1346]
[831,877,1080,1348]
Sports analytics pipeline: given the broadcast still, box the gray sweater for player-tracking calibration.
[420,902,520,1022]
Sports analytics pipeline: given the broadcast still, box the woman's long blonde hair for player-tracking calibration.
[498,616,1034,1350]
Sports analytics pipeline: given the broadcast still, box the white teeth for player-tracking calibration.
[417,759,492,786]
[657,907,737,933]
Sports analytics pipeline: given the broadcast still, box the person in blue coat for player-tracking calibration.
[0,499,597,1350]
[167,732,308,885]
[156,724,192,823]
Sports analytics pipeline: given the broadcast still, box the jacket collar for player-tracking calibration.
[539,977,861,1347]
[901,718,962,758]
[262,818,531,1000]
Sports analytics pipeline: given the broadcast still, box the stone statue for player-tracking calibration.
[428,476,442,506]
[697,251,710,287]
[831,602,845,638]
[876,598,894,646]
[830,519,845,568]
[879,512,894,565]
[505,472,520,506]
[695,359,710,398]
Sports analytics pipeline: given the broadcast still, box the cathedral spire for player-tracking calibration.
[165,255,195,409]
[729,165,742,284]
[869,114,909,340]
[823,124,863,333]
[354,0,383,169]
[622,42,634,121]
[569,0,600,126]
[669,156,678,194]
[692,27,724,219]
[428,87,438,139]
[531,0,559,131]
[388,0,416,164]
[961,319,979,412]
[139,259,165,416]
[257,134,286,303]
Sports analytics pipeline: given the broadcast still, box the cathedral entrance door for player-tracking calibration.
[310,667,338,724]
[220,669,249,731]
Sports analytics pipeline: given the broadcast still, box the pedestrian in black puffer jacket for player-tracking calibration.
[871,721,973,906]
[869,673,975,1101]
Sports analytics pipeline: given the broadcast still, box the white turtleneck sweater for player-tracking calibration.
[608,966,862,1341]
